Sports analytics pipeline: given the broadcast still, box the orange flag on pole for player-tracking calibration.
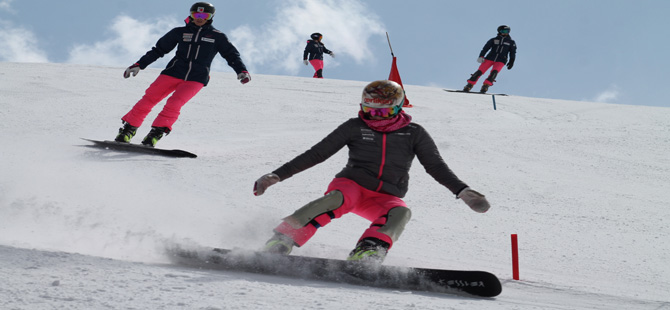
[388,56,412,107]
[386,32,412,108]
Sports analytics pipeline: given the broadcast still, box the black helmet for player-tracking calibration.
[497,25,511,34]
[190,2,215,14]
[310,32,323,41]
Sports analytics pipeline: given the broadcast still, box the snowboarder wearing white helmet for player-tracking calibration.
[253,80,490,263]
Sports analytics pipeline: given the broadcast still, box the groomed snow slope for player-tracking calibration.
[1,63,668,309]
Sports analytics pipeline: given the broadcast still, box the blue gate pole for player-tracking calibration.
[492,94,497,110]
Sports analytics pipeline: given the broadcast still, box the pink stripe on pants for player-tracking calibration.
[122,74,204,130]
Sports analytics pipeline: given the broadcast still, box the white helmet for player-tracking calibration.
[361,80,405,109]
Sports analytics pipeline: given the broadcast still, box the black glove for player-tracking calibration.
[507,60,515,70]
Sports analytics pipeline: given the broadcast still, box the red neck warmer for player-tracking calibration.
[359,111,412,132]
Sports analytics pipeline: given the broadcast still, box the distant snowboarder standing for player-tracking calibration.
[303,32,335,78]
[115,2,250,147]
[253,80,491,263]
[463,25,516,94]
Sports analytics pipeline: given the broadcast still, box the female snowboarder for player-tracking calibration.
[115,2,250,147]
[254,80,491,262]
[303,32,335,78]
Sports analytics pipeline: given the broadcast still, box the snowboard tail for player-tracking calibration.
[81,138,197,158]
[167,246,502,298]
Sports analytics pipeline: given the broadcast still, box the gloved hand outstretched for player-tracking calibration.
[237,71,251,84]
[253,173,280,196]
[457,187,490,213]
[303,59,309,65]
[123,63,141,78]
[477,57,484,63]
[328,51,335,58]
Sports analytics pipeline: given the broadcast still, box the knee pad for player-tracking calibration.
[376,207,412,243]
[283,190,344,229]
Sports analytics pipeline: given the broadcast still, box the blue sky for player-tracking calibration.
[1,0,668,107]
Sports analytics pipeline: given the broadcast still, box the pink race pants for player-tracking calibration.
[122,74,204,130]
[274,178,408,249]
[467,60,506,86]
[309,59,324,78]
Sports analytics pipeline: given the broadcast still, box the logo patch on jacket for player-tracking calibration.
[201,37,215,43]
[361,128,375,141]
[183,33,193,42]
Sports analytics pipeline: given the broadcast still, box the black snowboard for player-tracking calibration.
[81,138,197,158]
[444,89,507,96]
[166,246,502,298]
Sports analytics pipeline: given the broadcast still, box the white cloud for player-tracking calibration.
[67,15,176,68]
[593,85,620,103]
[227,0,386,75]
[0,0,14,12]
[0,22,49,62]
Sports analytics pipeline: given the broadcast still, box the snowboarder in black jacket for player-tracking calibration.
[463,25,517,94]
[253,80,491,263]
[115,2,250,147]
[303,32,334,78]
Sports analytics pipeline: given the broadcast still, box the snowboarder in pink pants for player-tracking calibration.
[463,25,517,94]
[253,80,491,263]
[303,33,334,78]
[116,2,250,147]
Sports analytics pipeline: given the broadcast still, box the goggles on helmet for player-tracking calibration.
[360,104,401,118]
[191,12,213,20]
[499,29,510,34]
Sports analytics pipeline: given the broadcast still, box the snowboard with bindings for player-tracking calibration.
[81,138,197,158]
[444,89,508,96]
[166,245,502,298]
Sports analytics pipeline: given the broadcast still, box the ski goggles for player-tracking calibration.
[499,29,510,34]
[191,12,213,20]
[360,104,401,118]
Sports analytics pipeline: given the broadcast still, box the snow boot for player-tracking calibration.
[480,84,490,94]
[463,83,474,92]
[114,121,138,143]
[347,237,390,263]
[141,127,170,147]
[263,233,294,255]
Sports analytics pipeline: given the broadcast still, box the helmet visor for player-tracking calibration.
[360,104,401,118]
[191,12,213,20]
[500,29,510,34]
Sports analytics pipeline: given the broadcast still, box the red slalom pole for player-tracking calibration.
[511,234,520,280]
